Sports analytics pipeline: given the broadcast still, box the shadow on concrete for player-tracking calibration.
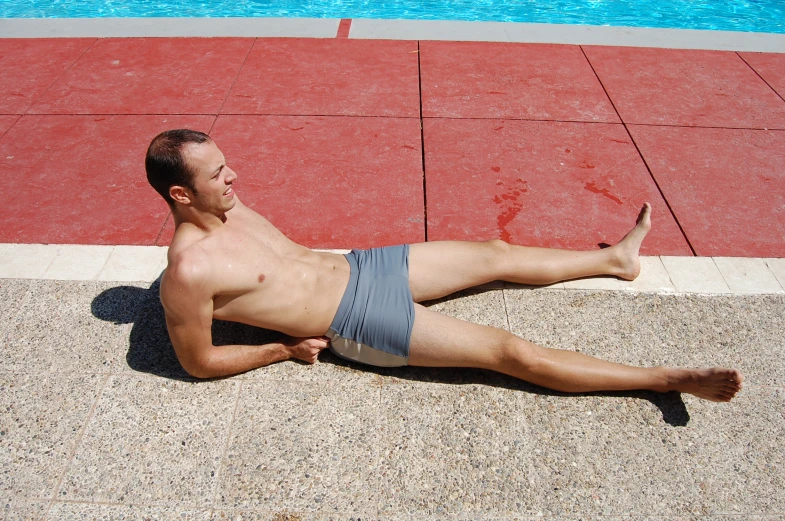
[368,361,690,427]
[91,279,289,381]
[91,282,689,426]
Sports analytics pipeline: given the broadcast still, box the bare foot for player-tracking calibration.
[665,367,744,402]
[612,202,652,280]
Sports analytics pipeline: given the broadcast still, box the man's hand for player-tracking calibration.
[284,336,331,364]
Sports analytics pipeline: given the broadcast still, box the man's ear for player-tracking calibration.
[169,185,191,205]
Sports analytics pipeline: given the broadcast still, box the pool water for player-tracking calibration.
[3,0,784,34]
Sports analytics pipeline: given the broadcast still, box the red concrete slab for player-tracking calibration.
[739,52,785,101]
[628,125,785,257]
[210,115,424,249]
[29,38,253,115]
[0,38,94,114]
[420,42,619,123]
[424,118,691,255]
[0,115,214,245]
[222,38,419,117]
[584,46,785,129]
[0,115,20,135]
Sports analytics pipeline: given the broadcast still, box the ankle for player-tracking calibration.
[651,366,675,393]
[608,244,641,281]
[604,246,631,277]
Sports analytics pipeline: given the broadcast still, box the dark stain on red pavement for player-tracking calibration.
[493,178,529,243]
[584,181,623,205]
[579,159,595,169]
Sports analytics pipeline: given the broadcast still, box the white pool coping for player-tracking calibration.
[1,243,783,295]
[1,17,784,53]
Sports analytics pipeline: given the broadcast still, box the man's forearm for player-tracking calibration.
[191,341,291,379]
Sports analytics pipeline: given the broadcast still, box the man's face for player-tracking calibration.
[182,140,238,215]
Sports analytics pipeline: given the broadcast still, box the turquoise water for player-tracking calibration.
[3,0,784,34]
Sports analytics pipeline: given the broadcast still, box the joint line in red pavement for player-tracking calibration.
[0,115,21,140]
[736,52,785,105]
[417,40,428,241]
[213,39,257,123]
[154,212,173,247]
[578,45,697,256]
[27,38,99,116]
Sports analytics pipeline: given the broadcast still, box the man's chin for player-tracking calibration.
[223,197,237,211]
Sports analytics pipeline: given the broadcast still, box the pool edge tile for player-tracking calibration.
[42,245,114,281]
[0,244,58,279]
[766,258,785,289]
[97,245,168,282]
[660,256,732,294]
[714,257,785,294]
[563,277,625,291]
[350,19,785,52]
[0,17,340,38]
[0,19,782,53]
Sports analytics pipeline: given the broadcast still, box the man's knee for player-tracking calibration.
[485,239,511,254]
[482,239,511,271]
[498,333,542,373]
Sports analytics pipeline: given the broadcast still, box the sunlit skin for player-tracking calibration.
[159,139,743,402]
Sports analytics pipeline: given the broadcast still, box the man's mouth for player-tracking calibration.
[224,186,234,196]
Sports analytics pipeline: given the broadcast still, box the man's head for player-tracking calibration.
[145,129,237,214]
[146,129,211,206]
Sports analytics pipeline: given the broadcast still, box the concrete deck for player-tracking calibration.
[2,280,784,519]
[1,16,784,521]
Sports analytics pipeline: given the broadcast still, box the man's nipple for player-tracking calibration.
[258,274,265,284]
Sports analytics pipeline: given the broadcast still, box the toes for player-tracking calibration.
[718,391,736,402]
[636,202,652,224]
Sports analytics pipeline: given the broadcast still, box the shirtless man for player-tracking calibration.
[145,129,743,402]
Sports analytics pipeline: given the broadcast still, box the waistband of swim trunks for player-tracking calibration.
[329,250,359,333]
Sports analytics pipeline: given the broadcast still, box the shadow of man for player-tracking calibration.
[91,278,287,381]
[91,282,690,426]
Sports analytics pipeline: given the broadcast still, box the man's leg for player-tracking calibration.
[408,303,743,402]
[408,203,651,302]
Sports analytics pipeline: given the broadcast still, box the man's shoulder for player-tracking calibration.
[165,244,213,284]
[160,241,216,305]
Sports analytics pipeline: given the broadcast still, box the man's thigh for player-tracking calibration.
[408,240,501,302]
[407,303,508,369]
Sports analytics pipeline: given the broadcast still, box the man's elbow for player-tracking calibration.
[180,352,222,380]
[184,363,216,380]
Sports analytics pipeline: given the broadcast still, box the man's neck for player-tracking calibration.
[172,206,228,233]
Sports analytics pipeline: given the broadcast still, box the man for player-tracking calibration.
[145,129,743,402]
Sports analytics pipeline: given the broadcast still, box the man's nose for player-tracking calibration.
[226,169,238,183]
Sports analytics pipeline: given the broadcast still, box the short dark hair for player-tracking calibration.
[145,129,212,206]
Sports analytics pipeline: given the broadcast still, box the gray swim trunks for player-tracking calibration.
[327,244,414,367]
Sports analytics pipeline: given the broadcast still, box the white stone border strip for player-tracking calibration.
[0,17,340,38]
[350,19,785,53]
[0,17,783,53]
[0,244,167,283]
[0,244,783,294]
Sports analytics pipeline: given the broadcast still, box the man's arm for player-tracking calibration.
[161,261,328,379]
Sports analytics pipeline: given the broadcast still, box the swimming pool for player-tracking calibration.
[3,0,784,35]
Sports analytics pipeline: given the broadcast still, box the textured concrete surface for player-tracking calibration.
[1,280,782,519]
